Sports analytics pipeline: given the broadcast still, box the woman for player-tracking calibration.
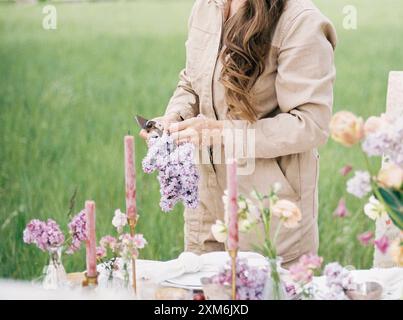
[141,0,336,267]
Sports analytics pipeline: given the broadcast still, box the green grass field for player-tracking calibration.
[1,0,403,280]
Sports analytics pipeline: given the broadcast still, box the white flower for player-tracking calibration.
[272,182,282,194]
[112,209,127,233]
[239,218,253,233]
[211,220,227,243]
[238,198,247,210]
[364,196,388,221]
[346,171,372,199]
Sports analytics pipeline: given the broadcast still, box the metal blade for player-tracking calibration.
[135,115,149,129]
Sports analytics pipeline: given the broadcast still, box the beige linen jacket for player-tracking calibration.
[165,0,337,266]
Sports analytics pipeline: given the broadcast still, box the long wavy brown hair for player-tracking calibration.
[220,0,286,122]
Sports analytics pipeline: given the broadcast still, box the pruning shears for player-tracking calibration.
[135,115,163,137]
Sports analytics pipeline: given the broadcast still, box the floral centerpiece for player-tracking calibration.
[23,210,88,289]
[330,111,403,265]
[211,184,302,299]
[95,209,147,288]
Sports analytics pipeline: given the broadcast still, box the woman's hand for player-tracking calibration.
[168,115,224,147]
[139,112,180,141]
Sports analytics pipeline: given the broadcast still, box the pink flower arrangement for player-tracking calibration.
[330,111,402,264]
[287,254,323,298]
[99,235,118,252]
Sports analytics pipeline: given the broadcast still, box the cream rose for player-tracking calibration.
[330,111,364,147]
[211,220,227,243]
[271,199,302,229]
[377,163,403,189]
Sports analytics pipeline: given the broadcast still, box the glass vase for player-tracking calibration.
[42,247,68,290]
[263,257,286,300]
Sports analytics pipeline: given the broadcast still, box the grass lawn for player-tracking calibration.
[1,0,402,279]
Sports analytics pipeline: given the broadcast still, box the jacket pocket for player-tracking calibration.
[269,158,300,201]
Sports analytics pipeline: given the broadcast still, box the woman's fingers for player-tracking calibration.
[139,129,148,140]
[169,118,196,133]
[171,127,198,145]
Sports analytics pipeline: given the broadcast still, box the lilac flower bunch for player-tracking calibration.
[142,133,200,212]
[211,258,268,300]
[362,115,403,166]
[323,262,356,300]
[66,210,87,254]
[23,219,65,252]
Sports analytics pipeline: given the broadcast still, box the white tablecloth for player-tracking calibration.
[1,252,402,300]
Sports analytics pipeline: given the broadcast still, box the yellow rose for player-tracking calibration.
[271,199,302,229]
[377,163,403,189]
[330,111,364,147]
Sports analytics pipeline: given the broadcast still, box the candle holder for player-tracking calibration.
[128,217,137,295]
[229,249,237,300]
[82,272,99,287]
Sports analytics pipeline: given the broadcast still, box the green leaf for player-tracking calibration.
[378,187,403,230]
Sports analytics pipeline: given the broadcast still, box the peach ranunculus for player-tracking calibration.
[377,163,403,189]
[271,199,302,229]
[329,111,364,147]
[389,234,403,267]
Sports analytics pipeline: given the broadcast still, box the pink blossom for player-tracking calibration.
[299,254,323,269]
[100,235,117,252]
[289,254,323,286]
[333,198,349,218]
[374,235,390,254]
[289,264,314,284]
[357,231,374,246]
[339,165,353,177]
[133,234,147,249]
[96,246,106,260]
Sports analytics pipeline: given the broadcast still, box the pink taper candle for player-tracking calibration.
[124,135,137,221]
[85,200,97,278]
[227,159,239,251]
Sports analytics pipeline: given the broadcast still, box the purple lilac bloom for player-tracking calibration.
[66,210,87,254]
[346,171,372,199]
[23,219,65,252]
[142,133,200,212]
[362,115,403,166]
[211,258,267,300]
[323,262,355,300]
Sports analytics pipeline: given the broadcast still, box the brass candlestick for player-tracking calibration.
[82,272,99,287]
[128,217,137,295]
[229,249,237,300]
